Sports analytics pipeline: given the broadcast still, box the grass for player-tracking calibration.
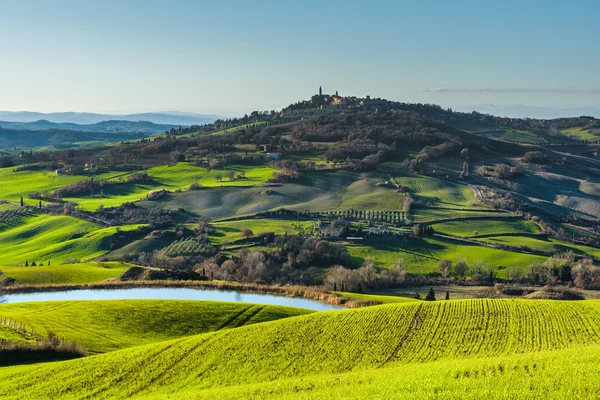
[65,163,277,211]
[333,291,420,304]
[432,217,541,237]
[0,167,129,206]
[561,127,598,141]
[208,122,267,136]
[346,237,547,276]
[210,218,314,244]
[0,300,313,354]
[0,262,133,285]
[157,345,600,399]
[388,170,477,208]
[0,214,140,264]
[0,325,36,344]
[0,299,599,398]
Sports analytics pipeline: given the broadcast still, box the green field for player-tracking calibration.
[388,170,477,207]
[333,291,420,304]
[0,214,140,264]
[347,237,547,275]
[432,217,541,237]
[210,218,314,244]
[0,300,313,354]
[65,163,277,211]
[478,235,600,258]
[0,262,132,284]
[1,299,599,399]
[0,167,128,206]
[561,127,598,141]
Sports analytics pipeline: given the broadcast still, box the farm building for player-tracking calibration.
[368,225,389,235]
[315,219,348,238]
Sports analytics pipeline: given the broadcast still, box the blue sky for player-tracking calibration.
[0,0,599,117]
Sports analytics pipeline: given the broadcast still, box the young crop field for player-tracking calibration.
[0,299,599,399]
[0,214,140,264]
[0,262,132,284]
[0,300,313,354]
[346,237,547,276]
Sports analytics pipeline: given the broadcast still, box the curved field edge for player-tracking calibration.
[1,299,600,399]
[0,300,314,354]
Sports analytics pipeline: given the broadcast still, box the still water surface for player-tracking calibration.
[2,287,343,311]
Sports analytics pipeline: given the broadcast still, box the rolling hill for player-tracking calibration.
[0,299,599,399]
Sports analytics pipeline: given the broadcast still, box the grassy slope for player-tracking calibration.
[65,163,277,211]
[333,291,420,304]
[0,300,313,354]
[0,262,132,284]
[0,325,36,344]
[163,345,600,400]
[0,167,128,206]
[390,170,477,207]
[431,217,600,258]
[1,299,599,399]
[0,214,140,264]
[561,127,598,141]
[347,237,547,275]
[432,217,541,237]
[210,219,314,244]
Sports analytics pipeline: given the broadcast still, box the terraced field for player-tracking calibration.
[0,214,140,264]
[0,300,313,354]
[0,262,132,284]
[1,299,599,399]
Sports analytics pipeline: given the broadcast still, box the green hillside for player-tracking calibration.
[0,300,313,354]
[0,262,132,284]
[65,163,277,211]
[1,299,599,399]
[0,214,140,264]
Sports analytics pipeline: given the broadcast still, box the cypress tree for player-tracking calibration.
[425,287,436,301]
[445,290,450,300]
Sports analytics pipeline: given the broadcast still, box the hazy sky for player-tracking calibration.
[1,0,599,117]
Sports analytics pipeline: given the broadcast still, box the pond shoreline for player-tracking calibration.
[1,281,382,308]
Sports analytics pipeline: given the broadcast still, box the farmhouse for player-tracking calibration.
[315,219,348,238]
[368,225,389,235]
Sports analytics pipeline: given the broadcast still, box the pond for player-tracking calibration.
[1,287,344,312]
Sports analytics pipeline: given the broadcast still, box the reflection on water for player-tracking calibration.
[3,287,343,312]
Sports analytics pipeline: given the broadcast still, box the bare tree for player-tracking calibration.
[438,259,452,278]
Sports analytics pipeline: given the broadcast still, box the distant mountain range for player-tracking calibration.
[0,120,179,134]
[0,111,221,126]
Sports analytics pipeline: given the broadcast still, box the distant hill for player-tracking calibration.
[0,119,178,134]
[0,111,221,126]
